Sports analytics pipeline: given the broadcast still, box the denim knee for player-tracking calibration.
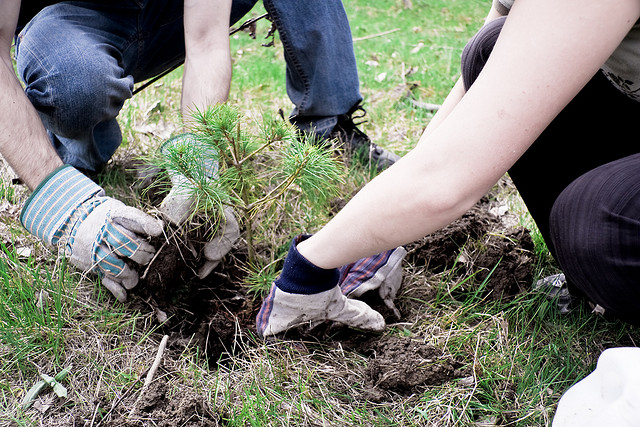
[460,16,506,91]
[16,28,133,139]
[549,154,640,321]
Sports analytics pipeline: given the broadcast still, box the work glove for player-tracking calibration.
[158,134,240,277]
[257,235,394,337]
[339,246,407,319]
[159,133,219,225]
[20,165,163,302]
[197,205,240,279]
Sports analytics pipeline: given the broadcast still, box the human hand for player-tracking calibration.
[197,205,240,279]
[159,133,219,226]
[20,165,163,302]
[256,235,386,337]
[339,246,407,319]
[158,134,239,277]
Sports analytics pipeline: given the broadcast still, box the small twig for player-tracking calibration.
[353,28,400,42]
[410,100,441,111]
[140,239,168,280]
[128,335,170,419]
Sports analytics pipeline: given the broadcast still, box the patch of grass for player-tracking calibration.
[0,245,70,375]
[5,1,640,426]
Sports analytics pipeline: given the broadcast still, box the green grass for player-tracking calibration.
[3,1,640,426]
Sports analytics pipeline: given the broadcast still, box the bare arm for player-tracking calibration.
[0,0,63,190]
[422,4,505,138]
[299,0,640,268]
[181,0,232,124]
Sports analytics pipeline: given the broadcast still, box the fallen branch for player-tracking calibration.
[127,335,170,419]
[353,28,400,42]
[410,100,441,111]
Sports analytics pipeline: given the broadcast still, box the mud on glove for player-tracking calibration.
[20,165,163,302]
[256,235,386,337]
[339,246,407,319]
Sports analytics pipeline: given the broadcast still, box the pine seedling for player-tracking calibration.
[153,104,345,269]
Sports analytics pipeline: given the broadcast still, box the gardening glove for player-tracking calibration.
[339,246,407,319]
[20,165,163,302]
[158,134,240,277]
[197,205,241,279]
[159,133,219,225]
[256,235,386,337]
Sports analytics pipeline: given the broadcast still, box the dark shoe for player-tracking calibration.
[289,105,401,172]
[329,105,400,171]
[534,273,574,314]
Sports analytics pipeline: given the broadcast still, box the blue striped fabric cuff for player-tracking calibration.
[20,165,103,246]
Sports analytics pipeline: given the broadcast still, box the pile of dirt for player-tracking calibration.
[101,381,221,426]
[131,228,253,365]
[123,190,535,418]
[406,195,535,302]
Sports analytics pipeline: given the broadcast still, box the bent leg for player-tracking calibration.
[262,0,362,126]
[462,16,640,322]
[550,154,640,324]
[16,3,136,173]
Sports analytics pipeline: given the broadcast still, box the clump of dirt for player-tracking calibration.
[336,335,467,400]
[366,336,462,393]
[102,381,221,426]
[405,195,536,303]
[461,227,535,301]
[405,196,501,271]
[130,224,254,365]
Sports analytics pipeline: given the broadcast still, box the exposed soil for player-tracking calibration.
[405,195,535,302]
[124,189,535,418]
[100,381,221,426]
[130,225,254,365]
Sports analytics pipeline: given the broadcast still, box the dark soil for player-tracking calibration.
[100,381,221,426]
[130,225,254,365]
[345,335,467,399]
[124,189,535,416]
[405,195,535,302]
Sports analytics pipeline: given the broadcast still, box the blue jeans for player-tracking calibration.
[15,0,362,172]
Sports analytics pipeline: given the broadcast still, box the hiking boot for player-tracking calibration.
[289,105,401,172]
[534,273,574,314]
[329,105,401,171]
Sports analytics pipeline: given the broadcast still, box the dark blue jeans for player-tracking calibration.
[462,17,640,323]
[15,0,362,171]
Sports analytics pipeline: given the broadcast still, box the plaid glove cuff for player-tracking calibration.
[339,249,397,296]
[20,165,104,246]
[274,234,339,295]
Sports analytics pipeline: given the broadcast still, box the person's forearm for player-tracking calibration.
[1,0,62,190]
[1,54,63,190]
[181,0,232,124]
[181,51,231,120]
[421,77,465,139]
[422,5,505,140]
[298,0,640,269]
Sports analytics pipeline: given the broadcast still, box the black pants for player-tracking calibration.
[461,17,640,323]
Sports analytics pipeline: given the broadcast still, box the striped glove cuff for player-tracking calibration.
[20,165,104,247]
